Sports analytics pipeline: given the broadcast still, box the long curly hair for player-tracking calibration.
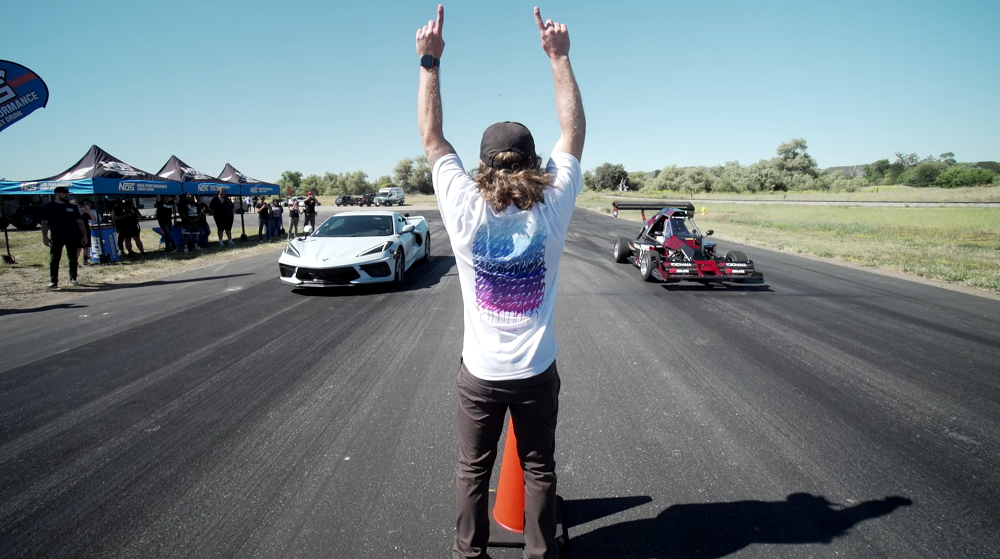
[473,152,552,212]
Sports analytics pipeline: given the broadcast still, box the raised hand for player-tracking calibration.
[416,4,445,59]
[534,6,570,59]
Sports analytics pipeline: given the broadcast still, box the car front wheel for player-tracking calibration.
[394,249,405,284]
[421,232,431,263]
[639,252,657,282]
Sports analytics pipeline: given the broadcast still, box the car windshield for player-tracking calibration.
[313,215,393,237]
[669,217,695,237]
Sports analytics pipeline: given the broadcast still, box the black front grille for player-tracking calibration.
[360,262,392,278]
[295,266,360,283]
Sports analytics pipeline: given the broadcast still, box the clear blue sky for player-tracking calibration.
[2,0,998,182]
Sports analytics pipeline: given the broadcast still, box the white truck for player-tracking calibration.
[373,186,405,207]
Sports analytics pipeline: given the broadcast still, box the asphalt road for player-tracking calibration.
[1,207,998,558]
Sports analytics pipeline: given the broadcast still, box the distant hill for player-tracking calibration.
[824,165,865,177]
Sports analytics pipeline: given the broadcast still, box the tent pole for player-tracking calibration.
[239,195,247,242]
[1,196,15,264]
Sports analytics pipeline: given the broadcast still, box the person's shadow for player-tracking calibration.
[564,493,912,558]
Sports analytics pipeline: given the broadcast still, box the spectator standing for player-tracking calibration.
[195,196,212,247]
[177,194,203,252]
[209,188,236,247]
[155,195,177,253]
[76,199,98,265]
[112,199,145,257]
[303,191,318,230]
[416,6,586,559]
[287,196,301,238]
[256,196,271,242]
[270,199,283,238]
[40,186,87,288]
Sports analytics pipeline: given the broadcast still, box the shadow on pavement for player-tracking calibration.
[565,493,911,558]
[289,256,456,297]
[83,273,255,291]
[659,282,774,293]
[0,303,88,316]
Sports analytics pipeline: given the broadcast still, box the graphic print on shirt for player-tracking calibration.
[473,215,546,326]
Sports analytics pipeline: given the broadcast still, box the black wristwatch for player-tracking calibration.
[420,54,440,69]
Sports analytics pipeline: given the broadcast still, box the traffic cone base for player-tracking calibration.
[488,493,567,550]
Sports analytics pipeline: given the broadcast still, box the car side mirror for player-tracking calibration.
[303,225,313,235]
[401,224,415,234]
[705,230,714,236]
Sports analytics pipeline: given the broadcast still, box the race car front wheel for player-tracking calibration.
[726,250,749,262]
[613,237,631,263]
[639,252,657,282]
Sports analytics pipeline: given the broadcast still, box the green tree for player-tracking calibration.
[863,159,891,184]
[278,170,303,194]
[934,164,997,188]
[775,138,818,177]
[373,175,393,189]
[627,171,648,191]
[393,158,415,191]
[411,155,434,194]
[904,161,948,187]
[301,174,324,195]
[588,163,628,191]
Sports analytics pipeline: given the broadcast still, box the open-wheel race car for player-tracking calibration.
[611,201,764,285]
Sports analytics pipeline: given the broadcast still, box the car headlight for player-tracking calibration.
[284,243,301,257]
[357,241,392,257]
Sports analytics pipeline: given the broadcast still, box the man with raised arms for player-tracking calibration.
[416,5,585,558]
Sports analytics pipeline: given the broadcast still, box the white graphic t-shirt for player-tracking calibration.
[433,152,582,381]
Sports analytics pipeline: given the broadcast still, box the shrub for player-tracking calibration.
[934,164,998,188]
[901,161,947,187]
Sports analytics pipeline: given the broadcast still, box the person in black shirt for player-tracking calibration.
[256,196,271,242]
[76,199,98,264]
[208,188,236,247]
[40,186,87,289]
[195,196,211,248]
[303,191,318,230]
[112,199,145,257]
[177,194,203,252]
[155,195,177,253]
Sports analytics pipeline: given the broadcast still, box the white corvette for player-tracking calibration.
[278,211,430,287]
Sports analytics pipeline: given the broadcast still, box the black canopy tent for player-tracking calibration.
[156,156,244,240]
[217,164,281,241]
[0,145,183,263]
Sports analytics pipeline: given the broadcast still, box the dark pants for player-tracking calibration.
[158,220,176,250]
[304,213,316,230]
[455,361,560,559]
[49,236,80,285]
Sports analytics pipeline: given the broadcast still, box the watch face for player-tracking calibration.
[420,54,437,68]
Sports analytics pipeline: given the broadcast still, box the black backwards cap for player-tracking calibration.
[480,121,538,170]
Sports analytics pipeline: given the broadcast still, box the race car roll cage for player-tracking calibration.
[612,201,716,261]
[611,200,764,283]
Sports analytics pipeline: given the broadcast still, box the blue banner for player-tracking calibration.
[0,60,49,134]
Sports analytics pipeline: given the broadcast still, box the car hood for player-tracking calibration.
[291,235,393,264]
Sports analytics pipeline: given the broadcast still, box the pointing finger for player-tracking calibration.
[534,6,544,30]
[437,4,444,32]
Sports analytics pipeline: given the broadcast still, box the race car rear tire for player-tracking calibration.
[421,232,430,263]
[639,252,657,282]
[613,237,631,263]
[725,250,748,262]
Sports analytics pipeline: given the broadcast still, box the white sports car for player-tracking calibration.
[278,211,430,287]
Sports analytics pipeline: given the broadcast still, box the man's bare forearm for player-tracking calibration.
[550,55,585,160]
[418,67,454,167]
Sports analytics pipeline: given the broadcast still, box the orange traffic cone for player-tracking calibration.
[492,415,525,533]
